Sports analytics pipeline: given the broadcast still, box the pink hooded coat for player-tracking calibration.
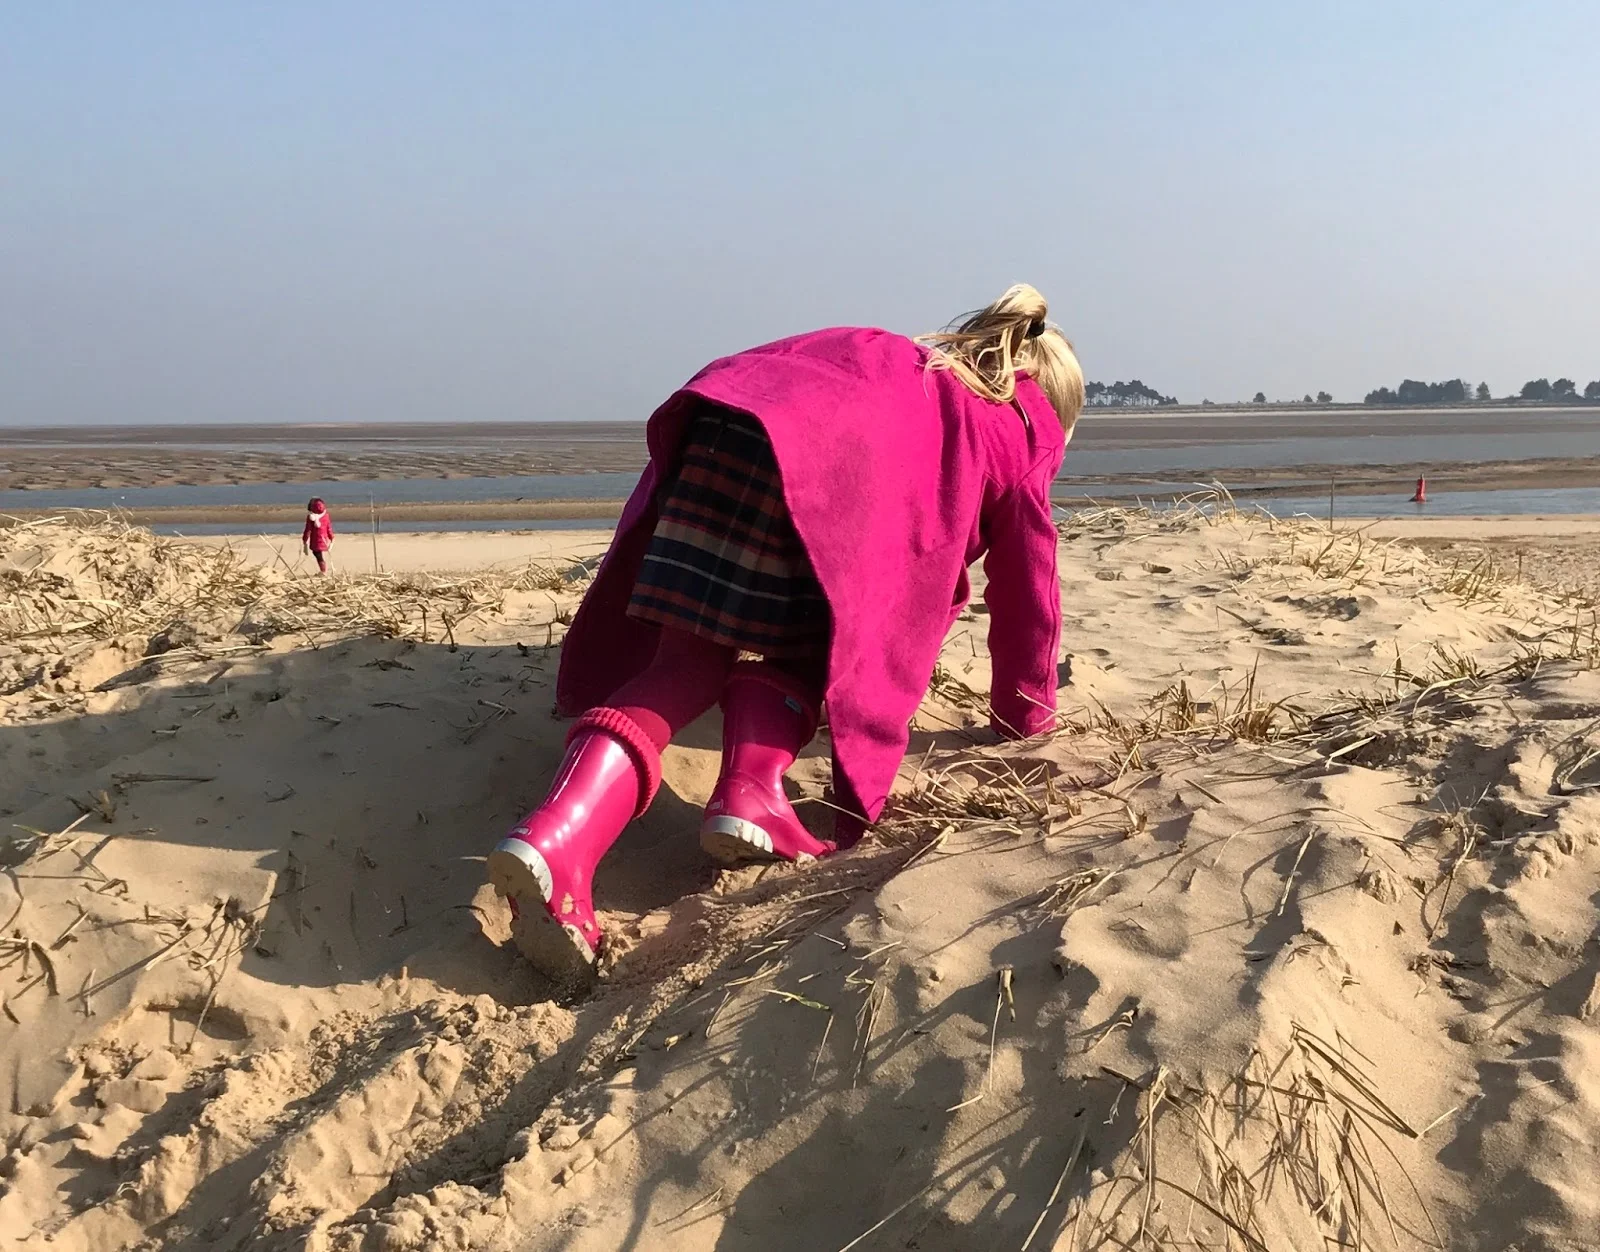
[557,327,1065,827]
[302,509,333,553]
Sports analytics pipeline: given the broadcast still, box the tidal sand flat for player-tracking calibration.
[5,410,1598,518]
[1,510,1598,1249]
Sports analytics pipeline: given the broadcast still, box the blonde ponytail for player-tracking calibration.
[917,283,1085,434]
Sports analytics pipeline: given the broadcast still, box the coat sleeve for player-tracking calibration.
[301,518,314,545]
[981,458,1062,739]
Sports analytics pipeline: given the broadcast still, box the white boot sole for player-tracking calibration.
[699,814,781,866]
[487,839,596,985]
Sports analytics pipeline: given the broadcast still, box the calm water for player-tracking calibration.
[5,405,1598,451]
[4,443,1596,516]
[1057,484,1600,519]
[1223,485,1600,520]
[3,407,1596,521]
[0,473,641,512]
[1063,429,1597,474]
[0,474,1290,517]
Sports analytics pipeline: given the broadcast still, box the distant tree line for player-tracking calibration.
[1517,377,1600,401]
[1086,380,1177,407]
[1360,377,1600,405]
[1097,376,1599,409]
[1364,379,1470,404]
[1249,391,1333,404]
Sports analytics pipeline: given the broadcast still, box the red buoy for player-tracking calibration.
[1410,476,1427,503]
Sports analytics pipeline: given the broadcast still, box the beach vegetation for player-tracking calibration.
[1363,378,1469,405]
[1508,376,1599,404]
[1084,379,1177,407]
[1352,376,1595,405]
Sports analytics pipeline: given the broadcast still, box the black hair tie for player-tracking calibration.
[1025,318,1047,338]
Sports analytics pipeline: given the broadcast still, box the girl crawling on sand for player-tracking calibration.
[489,284,1083,980]
[302,498,334,574]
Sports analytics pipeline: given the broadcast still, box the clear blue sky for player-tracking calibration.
[3,2,1597,424]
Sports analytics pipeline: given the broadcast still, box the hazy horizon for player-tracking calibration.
[4,3,1599,426]
[6,395,1600,436]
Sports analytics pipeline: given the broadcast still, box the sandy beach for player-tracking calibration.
[185,514,1600,603]
[2,507,1599,1250]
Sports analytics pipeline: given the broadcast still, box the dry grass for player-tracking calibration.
[1412,538,1600,609]
[1148,663,1303,744]
[926,662,992,716]
[1312,630,1600,773]
[1055,664,1304,780]
[1429,553,1509,607]
[884,753,1083,839]
[1050,1027,1438,1252]
[0,512,585,654]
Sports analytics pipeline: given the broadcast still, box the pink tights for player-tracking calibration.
[608,628,823,753]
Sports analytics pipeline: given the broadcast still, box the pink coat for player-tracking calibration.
[557,327,1065,828]
[302,510,333,552]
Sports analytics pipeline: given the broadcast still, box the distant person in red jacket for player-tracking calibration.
[301,498,334,573]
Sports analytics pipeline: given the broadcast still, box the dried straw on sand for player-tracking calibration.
[2,505,1599,1251]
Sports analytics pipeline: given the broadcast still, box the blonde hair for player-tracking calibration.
[917,283,1085,433]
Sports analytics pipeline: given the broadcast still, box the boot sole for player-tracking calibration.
[487,840,597,987]
[699,815,781,866]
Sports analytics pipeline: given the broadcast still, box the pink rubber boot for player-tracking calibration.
[487,708,660,983]
[700,662,837,865]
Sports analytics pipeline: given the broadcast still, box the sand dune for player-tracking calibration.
[1,509,1598,1250]
[189,529,619,576]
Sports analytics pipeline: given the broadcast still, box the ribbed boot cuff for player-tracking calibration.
[569,706,662,815]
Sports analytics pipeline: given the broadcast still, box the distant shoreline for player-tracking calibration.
[2,456,1595,528]
[0,499,628,526]
[5,407,1600,493]
[3,400,1599,443]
